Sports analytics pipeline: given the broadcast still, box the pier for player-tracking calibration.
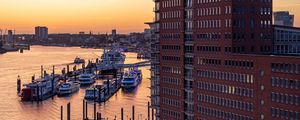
[94,78,122,103]
[18,60,150,102]
[60,101,155,120]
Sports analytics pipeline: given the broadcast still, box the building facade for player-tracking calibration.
[274,25,300,55]
[35,26,48,40]
[274,11,294,27]
[146,22,160,120]
[153,0,300,120]
[7,30,13,42]
[146,1,161,119]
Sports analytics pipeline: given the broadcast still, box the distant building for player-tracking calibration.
[274,25,300,55]
[79,32,85,35]
[7,30,13,42]
[35,26,48,40]
[110,29,117,41]
[112,29,117,37]
[274,11,294,27]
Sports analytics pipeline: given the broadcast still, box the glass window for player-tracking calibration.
[271,77,275,86]
[296,112,299,120]
[290,111,294,119]
[296,80,300,89]
[271,108,275,117]
[296,96,299,105]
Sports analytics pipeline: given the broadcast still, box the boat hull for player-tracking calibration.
[58,87,79,96]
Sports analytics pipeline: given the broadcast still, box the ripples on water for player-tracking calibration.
[0,46,150,120]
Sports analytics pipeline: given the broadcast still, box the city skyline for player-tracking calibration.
[0,0,299,34]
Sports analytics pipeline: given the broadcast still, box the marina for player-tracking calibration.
[17,45,149,102]
[0,46,151,120]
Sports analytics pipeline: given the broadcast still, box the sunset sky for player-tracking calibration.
[0,0,299,34]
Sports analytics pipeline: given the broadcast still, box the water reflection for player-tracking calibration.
[0,46,150,120]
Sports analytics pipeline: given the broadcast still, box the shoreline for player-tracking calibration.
[0,49,7,54]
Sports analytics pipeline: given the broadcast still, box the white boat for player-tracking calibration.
[84,87,99,100]
[98,47,126,76]
[100,47,125,65]
[79,73,96,85]
[84,84,106,100]
[57,81,80,96]
[21,74,59,101]
[121,67,142,89]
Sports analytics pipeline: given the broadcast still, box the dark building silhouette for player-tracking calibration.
[274,11,294,27]
[35,26,48,40]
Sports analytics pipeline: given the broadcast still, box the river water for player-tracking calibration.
[0,46,150,120]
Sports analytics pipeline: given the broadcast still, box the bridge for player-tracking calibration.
[95,60,151,70]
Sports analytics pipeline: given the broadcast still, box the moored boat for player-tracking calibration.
[79,73,96,85]
[121,67,142,89]
[20,74,59,101]
[84,87,99,100]
[57,81,80,96]
[98,47,125,76]
[84,84,104,100]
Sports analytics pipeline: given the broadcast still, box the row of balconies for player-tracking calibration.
[184,43,194,119]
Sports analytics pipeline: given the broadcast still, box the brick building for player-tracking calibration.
[150,0,300,120]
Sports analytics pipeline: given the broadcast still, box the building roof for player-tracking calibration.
[273,25,300,30]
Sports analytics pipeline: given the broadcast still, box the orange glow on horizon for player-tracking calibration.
[0,0,299,34]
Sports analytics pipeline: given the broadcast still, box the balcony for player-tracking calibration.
[185,53,193,57]
[151,60,160,65]
[153,7,160,12]
[184,38,193,45]
[185,4,192,9]
[185,41,193,46]
[151,47,160,53]
[185,28,193,33]
[150,103,160,109]
[184,98,193,104]
[185,76,193,81]
[185,17,193,21]
[151,91,160,96]
[185,64,193,69]
[184,110,194,116]
[184,87,193,92]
